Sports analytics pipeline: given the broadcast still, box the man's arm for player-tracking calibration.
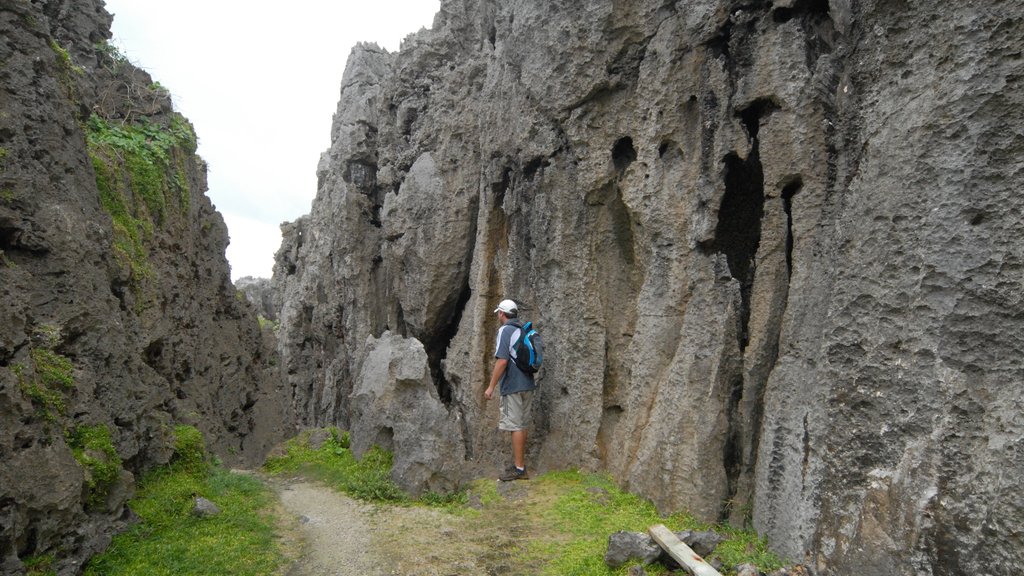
[484,358,508,400]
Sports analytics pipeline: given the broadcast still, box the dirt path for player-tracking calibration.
[275,480,383,575]
[268,476,538,576]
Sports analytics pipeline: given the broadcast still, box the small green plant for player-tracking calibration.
[49,39,84,75]
[264,428,407,503]
[49,39,83,105]
[68,424,122,509]
[420,489,469,509]
[22,554,56,575]
[0,187,14,203]
[172,425,208,475]
[33,324,61,347]
[257,316,281,331]
[94,41,130,72]
[14,334,76,423]
[84,466,288,575]
[14,361,65,423]
[30,348,74,389]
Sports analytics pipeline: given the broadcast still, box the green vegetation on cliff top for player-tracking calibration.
[86,113,196,287]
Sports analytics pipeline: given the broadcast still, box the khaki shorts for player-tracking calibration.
[499,390,533,431]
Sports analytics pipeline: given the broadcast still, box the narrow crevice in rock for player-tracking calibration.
[781,178,802,276]
[714,98,774,351]
[425,281,472,407]
[722,375,745,521]
[716,150,763,351]
[492,165,512,207]
[597,403,624,464]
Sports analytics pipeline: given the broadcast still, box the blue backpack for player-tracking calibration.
[512,321,543,374]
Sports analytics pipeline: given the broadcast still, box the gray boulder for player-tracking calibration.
[605,531,663,568]
[349,331,465,495]
[605,529,723,568]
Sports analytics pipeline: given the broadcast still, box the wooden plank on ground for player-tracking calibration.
[648,524,723,576]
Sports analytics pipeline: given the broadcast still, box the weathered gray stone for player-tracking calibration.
[605,531,662,568]
[605,529,723,569]
[192,497,221,518]
[236,276,278,321]
[271,0,1024,574]
[350,332,466,495]
[306,428,335,450]
[735,563,761,576]
[676,530,726,559]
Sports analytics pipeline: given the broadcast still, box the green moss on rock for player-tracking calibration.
[68,425,122,509]
[85,113,197,290]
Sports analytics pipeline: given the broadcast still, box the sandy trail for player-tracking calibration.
[271,477,495,576]
[275,480,386,576]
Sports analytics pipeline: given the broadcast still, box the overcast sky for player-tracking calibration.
[102,0,441,280]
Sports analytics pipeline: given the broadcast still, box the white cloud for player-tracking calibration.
[102,0,440,280]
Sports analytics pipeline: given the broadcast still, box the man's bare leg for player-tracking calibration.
[512,429,527,470]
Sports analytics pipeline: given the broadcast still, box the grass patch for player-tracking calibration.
[23,554,55,576]
[171,424,208,475]
[521,471,783,575]
[263,428,407,503]
[49,39,83,106]
[84,467,287,576]
[11,422,788,576]
[407,470,783,576]
[85,426,288,575]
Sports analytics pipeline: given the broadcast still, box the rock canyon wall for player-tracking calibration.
[0,1,292,572]
[275,0,1024,574]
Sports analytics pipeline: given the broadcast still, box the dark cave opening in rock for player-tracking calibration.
[714,98,775,351]
[611,136,637,172]
[425,281,472,407]
[717,149,764,351]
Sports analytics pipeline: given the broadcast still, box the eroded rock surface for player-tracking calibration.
[275,1,1024,574]
[0,1,293,572]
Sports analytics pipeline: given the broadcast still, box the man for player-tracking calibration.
[484,298,537,481]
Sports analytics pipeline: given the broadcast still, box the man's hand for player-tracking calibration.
[485,358,508,401]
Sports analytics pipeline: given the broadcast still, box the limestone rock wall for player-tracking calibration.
[274,0,1024,574]
[0,1,293,572]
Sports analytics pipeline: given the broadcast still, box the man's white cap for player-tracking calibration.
[493,299,518,314]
